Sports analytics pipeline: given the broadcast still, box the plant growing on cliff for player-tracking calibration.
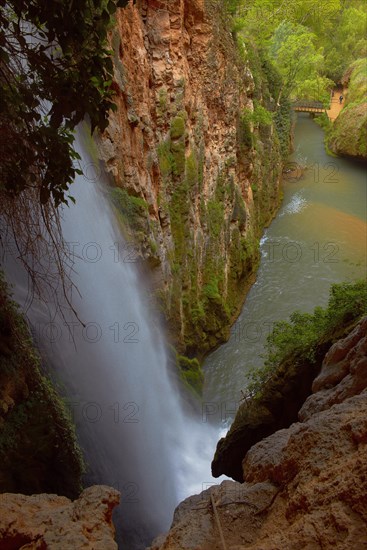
[177,355,204,397]
[0,274,84,497]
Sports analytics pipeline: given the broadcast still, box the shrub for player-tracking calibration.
[177,355,204,396]
[203,276,221,302]
[246,280,367,398]
[252,101,273,126]
[157,141,175,179]
[170,116,185,140]
[110,188,148,227]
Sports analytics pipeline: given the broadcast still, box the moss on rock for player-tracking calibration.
[177,355,204,397]
[328,59,367,161]
[170,116,186,140]
[0,274,84,498]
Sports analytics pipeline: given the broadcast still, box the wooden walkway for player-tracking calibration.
[326,89,346,121]
[292,90,347,121]
[293,106,325,114]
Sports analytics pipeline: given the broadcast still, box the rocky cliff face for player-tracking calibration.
[0,485,119,549]
[0,276,84,499]
[98,0,285,357]
[149,317,367,549]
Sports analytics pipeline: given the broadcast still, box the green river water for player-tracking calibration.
[203,113,367,423]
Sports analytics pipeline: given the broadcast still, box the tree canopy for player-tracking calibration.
[0,0,130,207]
[225,0,367,103]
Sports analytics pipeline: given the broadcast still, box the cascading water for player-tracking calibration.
[2,131,225,549]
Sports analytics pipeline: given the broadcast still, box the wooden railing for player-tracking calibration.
[291,100,329,113]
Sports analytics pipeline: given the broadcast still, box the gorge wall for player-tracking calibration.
[98,0,288,358]
[0,276,84,499]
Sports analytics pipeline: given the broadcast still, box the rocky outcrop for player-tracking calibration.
[149,318,367,549]
[328,58,367,161]
[211,342,329,481]
[99,0,286,357]
[0,485,120,549]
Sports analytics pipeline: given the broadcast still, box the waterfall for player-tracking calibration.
[2,130,225,549]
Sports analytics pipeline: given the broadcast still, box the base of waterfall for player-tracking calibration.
[149,318,367,549]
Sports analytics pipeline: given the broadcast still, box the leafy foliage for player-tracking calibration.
[224,0,367,102]
[177,354,204,397]
[269,21,323,98]
[246,280,367,398]
[327,58,367,160]
[0,0,131,206]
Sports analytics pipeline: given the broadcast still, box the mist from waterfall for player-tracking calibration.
[2,131,225,549]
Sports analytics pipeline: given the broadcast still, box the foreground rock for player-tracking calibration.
[0,485,120,549]
[150,319,367,549]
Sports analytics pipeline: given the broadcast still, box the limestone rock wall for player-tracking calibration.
[0,486,120,549]
[98,0,284,356]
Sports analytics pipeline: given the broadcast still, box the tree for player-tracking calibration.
[324,6,367,81]
[269,21,324,102]
[0,0,131,207]
[0,0,131,318]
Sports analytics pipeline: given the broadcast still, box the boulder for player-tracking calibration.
[0,485,120,549]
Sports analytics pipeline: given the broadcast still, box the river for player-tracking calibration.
[203,113,367,423]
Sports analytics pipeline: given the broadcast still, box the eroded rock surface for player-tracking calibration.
[0,485,120,549]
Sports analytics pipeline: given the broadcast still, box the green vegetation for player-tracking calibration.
[328,58,367,160]
[158,141,175,180]
[247,280,367,399]
[176,355,204,397]
[0,274,84,498]
[186,151,199,189]
[225,0,367,102]
[251,101,273,126]
[207,200,225,238]
[0,0,130,207]
[110,187,153,257]
[203,276,222,303]
[344,58,367,105]
[111,188,148,218]
[170,116,186,140]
